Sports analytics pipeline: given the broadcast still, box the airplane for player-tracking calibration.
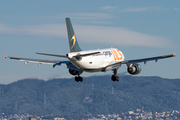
[4,18,175,82]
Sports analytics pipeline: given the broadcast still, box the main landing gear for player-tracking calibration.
[75,76,83,82]
[111,69,119,82]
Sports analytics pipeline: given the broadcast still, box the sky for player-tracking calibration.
[0,0,179,84]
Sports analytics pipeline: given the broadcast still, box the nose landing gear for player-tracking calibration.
[111,69,119,82]
[111,75,119,82]
[75,76,83,82]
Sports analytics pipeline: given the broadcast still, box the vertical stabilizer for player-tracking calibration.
[66,18,82,52]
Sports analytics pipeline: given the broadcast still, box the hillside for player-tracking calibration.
[0,75,180,116]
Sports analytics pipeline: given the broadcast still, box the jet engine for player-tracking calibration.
[69,69,83,76]
[127,63,141,75]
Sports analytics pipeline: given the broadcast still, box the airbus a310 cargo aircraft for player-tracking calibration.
[4,18,175,82]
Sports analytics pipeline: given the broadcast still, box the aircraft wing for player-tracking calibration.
[4,54,70,67]
[121,52,175,65]
[104,52,175,71]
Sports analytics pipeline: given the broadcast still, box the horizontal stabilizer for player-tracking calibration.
[36,52,68,58]
[76,52,101,57]
[73,52,100,61]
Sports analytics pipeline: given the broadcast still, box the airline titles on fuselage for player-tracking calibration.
[93,51,112,57]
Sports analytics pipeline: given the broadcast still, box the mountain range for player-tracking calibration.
[0,75,180,116]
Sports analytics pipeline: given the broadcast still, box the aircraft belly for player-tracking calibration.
[78,56,113,72]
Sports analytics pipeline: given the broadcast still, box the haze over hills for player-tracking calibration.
[0,75,180,116]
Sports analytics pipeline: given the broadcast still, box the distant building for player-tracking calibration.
[54,118,66,120]
[136,109,141,113]
[29,116,36,120]
[117,117,122,120]
[128,111,134,115]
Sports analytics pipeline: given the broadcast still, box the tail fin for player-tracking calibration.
[65,18,82,52]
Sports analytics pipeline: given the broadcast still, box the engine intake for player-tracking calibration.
[127,63,141,75]
[69,69,83,76]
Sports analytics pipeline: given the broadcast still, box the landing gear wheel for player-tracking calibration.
[111,69,119,82]
[111,75,119,82]
[75,76,83,82]
[116,76,119,82]
[79,77,83,82]
[75,76,78,82]
[111,75,116,82]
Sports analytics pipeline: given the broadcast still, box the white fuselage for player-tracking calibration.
[67,48,125,72]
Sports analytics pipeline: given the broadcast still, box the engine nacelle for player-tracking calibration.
[127,63,141,75]
[69,69,83,76]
